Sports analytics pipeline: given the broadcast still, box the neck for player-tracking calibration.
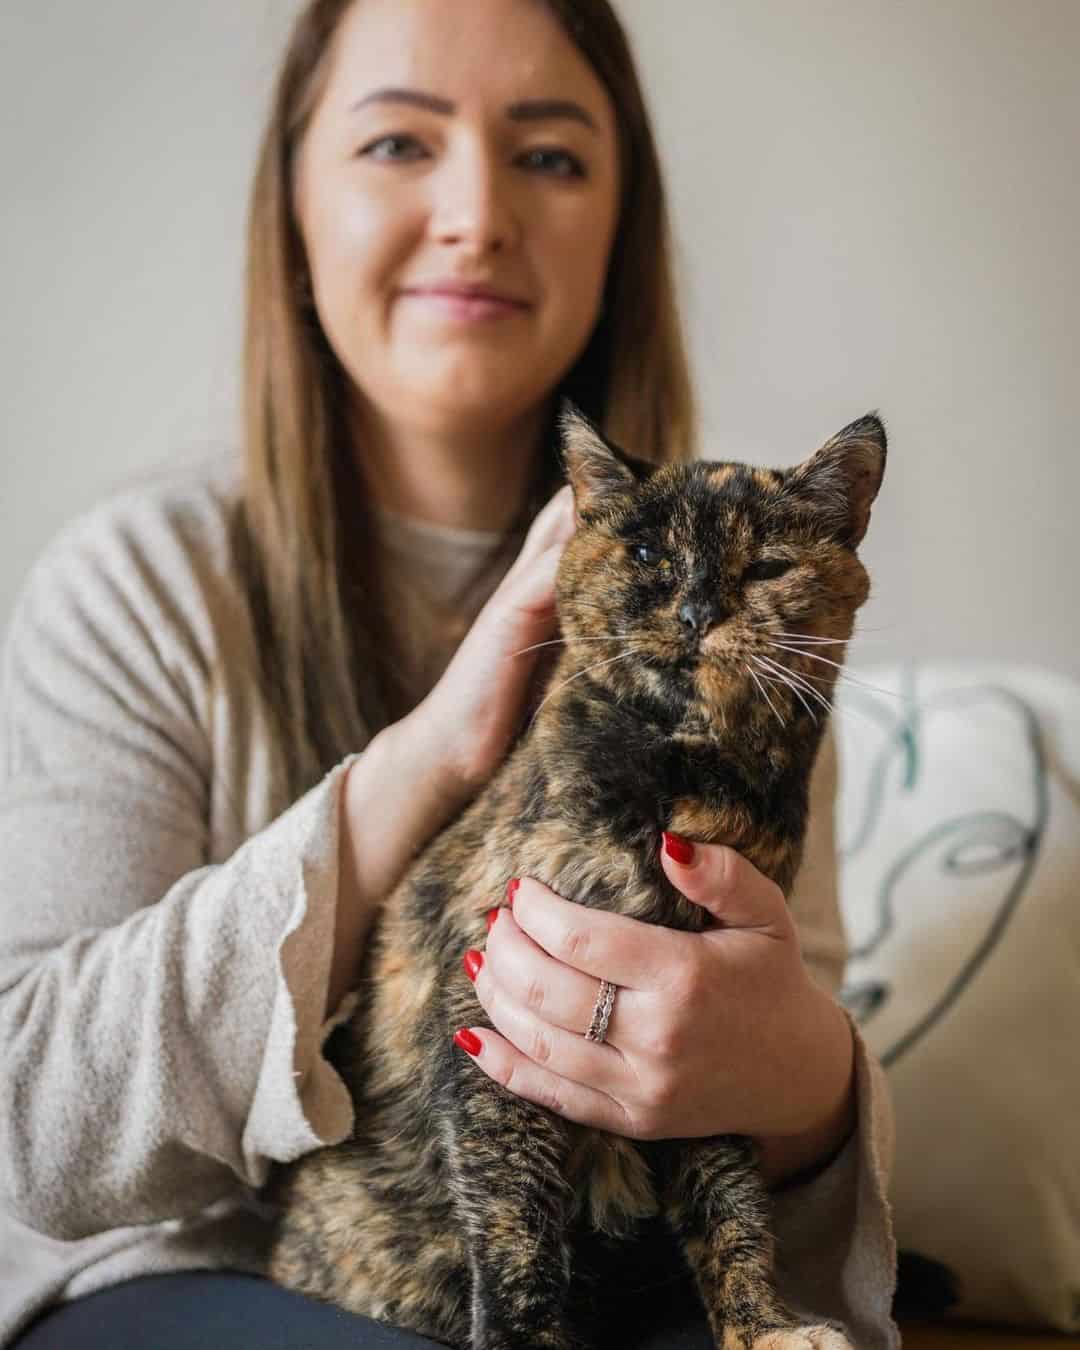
[350,400,550,533]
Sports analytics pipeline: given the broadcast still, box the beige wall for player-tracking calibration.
[3,1,1077,678]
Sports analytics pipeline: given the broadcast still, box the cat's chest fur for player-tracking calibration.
[498,672,818,911]
[566,1125,661,1237]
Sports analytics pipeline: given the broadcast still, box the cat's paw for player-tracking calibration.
[744,1327,854,1350]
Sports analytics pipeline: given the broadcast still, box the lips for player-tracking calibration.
[396,280,531,309]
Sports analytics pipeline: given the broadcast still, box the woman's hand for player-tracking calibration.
[413,483,577,801]
[456,837,857,1187]
[331,486,575,1014]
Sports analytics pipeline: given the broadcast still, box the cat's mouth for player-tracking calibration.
[635,634,753,698]
[647,628,741,666]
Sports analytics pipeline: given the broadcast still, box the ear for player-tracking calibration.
[558,401,643,519]
[782,413,887,549]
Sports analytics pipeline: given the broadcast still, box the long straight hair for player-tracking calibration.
[237,0,697,800]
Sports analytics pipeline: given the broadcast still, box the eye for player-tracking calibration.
[743,558,795,583]
[516,147,586,178]
[632,545,672,572]
[358,134,428,163]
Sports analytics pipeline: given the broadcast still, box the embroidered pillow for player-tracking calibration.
[835,663,1080,1333]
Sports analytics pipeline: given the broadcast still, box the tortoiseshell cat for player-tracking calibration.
[268,406,887,1349]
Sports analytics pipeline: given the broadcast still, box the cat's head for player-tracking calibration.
[555,404,886,731]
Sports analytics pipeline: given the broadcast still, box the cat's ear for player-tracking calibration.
[558,401,644,519]
[782,413,887,549]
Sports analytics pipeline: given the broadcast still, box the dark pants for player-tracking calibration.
[18,1218,715,1348]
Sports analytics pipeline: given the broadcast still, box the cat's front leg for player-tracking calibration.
[442,1048,586,1350]
[657,1135,854,1350]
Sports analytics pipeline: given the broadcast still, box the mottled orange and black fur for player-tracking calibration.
[267,407,887,1349]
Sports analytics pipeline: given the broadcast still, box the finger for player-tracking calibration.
[503,540,565,621]
[468,947,628,1096]
[510,876,690,991]
[658,835,793,938]
[451,1023,636,1137]
[504,491,572,585]
[479,492,574,648]
[484,905,630,1043]
[465,544,562,670]
[511,485,575,569]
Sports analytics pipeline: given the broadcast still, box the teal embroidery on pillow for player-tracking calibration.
[838,674,1048,1068]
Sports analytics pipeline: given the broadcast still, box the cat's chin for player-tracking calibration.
[682,657,750,723]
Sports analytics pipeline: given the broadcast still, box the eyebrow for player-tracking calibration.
[348,87,599,131]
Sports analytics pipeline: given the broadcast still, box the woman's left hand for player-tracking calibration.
[457,836,856,1180]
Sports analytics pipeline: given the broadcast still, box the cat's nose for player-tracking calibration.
[678,600,718,636]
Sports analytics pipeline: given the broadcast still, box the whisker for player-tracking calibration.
[761,650,901,729]
[768,643,855,673]
[513,636,633,657]
[746,620,830,638]
[754,656,834,717]
[750,656,818,724]
[748,621,892,642]
[767,643,908,700]
[528,648,642,726]
[761,661,837,689]
[755,652,830,701]
[758,652,870,718]
[746,665,786,728]
[829,668,914,704]
[752,666,818,724]
[765,632,853,646]
[756,655,893,733]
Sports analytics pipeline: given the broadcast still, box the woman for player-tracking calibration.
[0,0,899,1346]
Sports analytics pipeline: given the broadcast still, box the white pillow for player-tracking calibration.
[835,663,1080,1333]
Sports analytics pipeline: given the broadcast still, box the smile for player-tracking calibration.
[398,286,532,323]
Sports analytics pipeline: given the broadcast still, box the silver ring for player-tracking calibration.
[585,979,617,1043]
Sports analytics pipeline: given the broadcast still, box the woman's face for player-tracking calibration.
[295,0,621,438]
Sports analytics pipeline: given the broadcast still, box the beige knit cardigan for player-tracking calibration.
[0,466,900,1347]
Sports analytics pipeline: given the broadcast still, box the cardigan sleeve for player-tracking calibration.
[0,497,357,1243]
[772,727,901,1349]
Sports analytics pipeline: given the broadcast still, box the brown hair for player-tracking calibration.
[237,0,697,798]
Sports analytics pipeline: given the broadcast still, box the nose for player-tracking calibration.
[679,599,721,637]
[431,144,517,256]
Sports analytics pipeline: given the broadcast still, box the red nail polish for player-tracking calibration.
[486,908,499,930]
[453,1027,482,1056]
[506,878,520,907]
[462,949,483,982]
[662,831,695,865]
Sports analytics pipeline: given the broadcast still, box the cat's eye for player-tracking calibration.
[632,545,670,572]
[744,558,795,583]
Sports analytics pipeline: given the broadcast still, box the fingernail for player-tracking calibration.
[453,1028,482,1056]
[662,831,695,865]
[506,878,520,907]
[486,908,499,930]
[463,949,483,982]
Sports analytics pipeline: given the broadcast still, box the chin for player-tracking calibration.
[407,373,549,429]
